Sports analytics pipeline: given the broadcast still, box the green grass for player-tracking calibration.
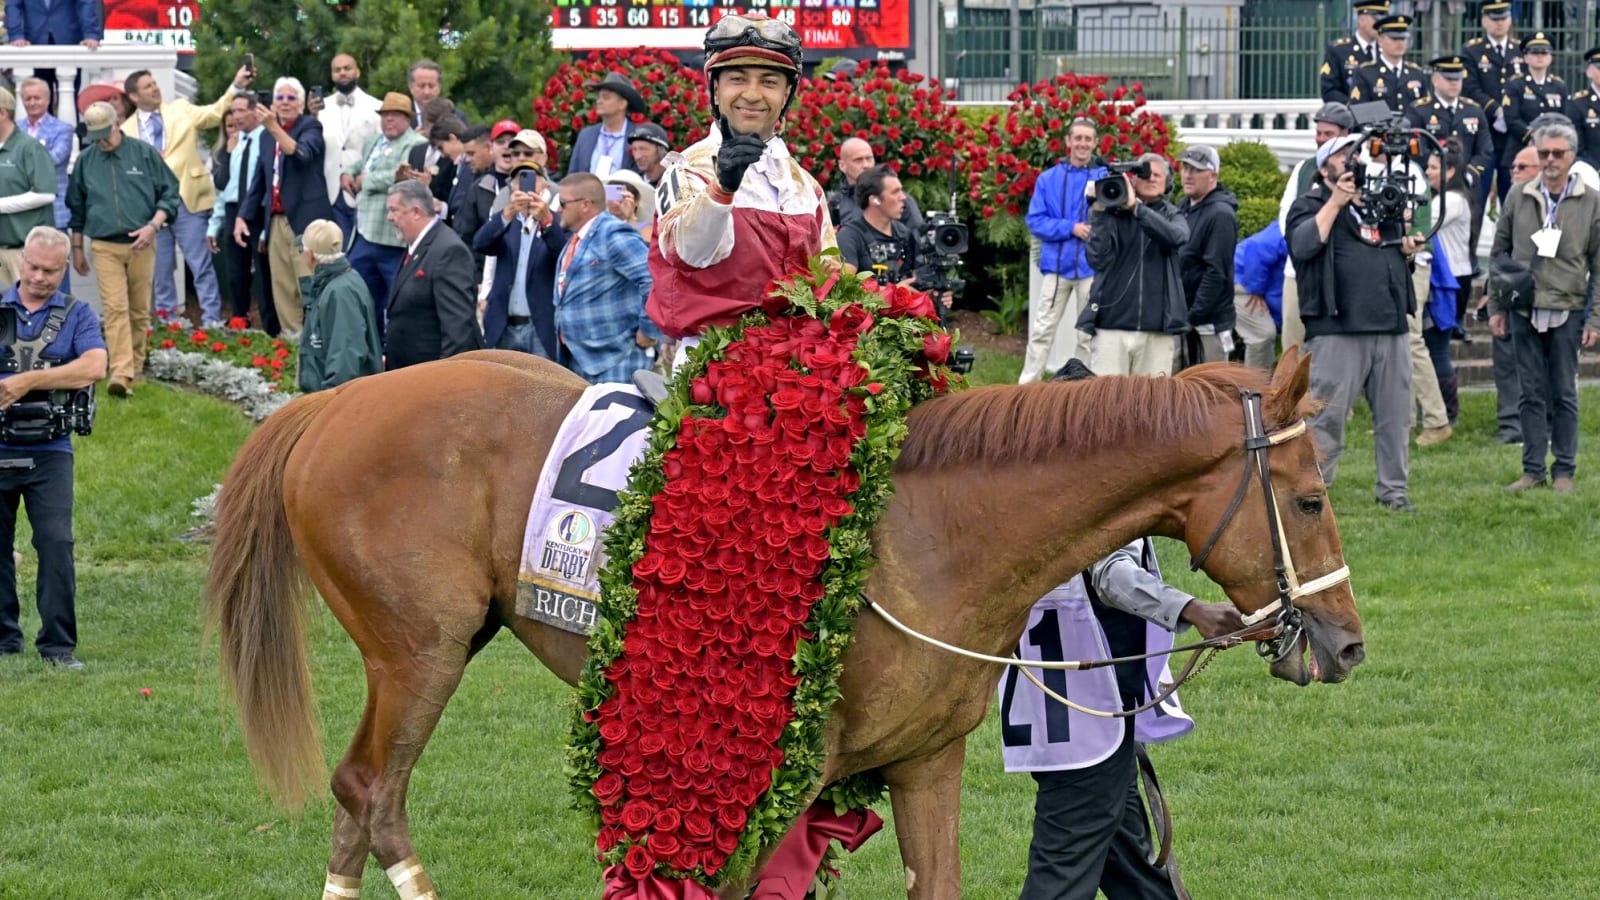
[3,366,1599,898]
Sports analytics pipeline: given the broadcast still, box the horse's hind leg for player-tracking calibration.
[882,737,968,899]
[316,562,488,899]
[321,804,369,898]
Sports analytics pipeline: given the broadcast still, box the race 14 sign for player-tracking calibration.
[103,0,199,54]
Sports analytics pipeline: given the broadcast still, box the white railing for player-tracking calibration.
[0,45,181,132]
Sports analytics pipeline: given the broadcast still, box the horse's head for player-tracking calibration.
[1183,348,1364,686]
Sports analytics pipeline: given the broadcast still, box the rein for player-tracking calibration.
[864,388,1352,718]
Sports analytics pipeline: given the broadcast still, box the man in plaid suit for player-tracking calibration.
[552,173,660,383]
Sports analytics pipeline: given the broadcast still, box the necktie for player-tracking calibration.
[1368,44,1377,63]
[237,135,254,199]
[148,112,165,153]
[559,234,581,290]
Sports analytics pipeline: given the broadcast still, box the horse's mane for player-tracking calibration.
[896,363,1275,472]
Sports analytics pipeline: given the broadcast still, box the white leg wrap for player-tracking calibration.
[385,856,438,900]
[322,871,362,899]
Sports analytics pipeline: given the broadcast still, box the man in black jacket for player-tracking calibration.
[1076,154,1190,376]
[836,166,918,286]
[382,181,482,369]
[236,77,334,338]
[1286,134,1424,512]
[1174,145,1238,368]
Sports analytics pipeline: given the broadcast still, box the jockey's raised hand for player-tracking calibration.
[715,125,766,196]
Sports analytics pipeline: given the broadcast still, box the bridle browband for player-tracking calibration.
[1188,388,1350,664]
[863,386,1353,718]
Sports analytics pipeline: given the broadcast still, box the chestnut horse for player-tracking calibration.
[204,347,1363,899]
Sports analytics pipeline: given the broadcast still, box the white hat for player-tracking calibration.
[1316,134,1361,169]
[604,169,657,226]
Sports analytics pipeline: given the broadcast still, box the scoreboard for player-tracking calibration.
[551,0,914,61]
[102,0,200,55]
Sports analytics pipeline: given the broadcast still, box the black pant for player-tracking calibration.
[1021,725,1178,900]
[1510,311,1582,480]
[0,451,76,658]
[219,203,276,331]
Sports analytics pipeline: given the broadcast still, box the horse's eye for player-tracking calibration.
[1296,496,1324,516]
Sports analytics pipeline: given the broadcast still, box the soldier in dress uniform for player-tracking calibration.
[1461,1,1523,203]
[1321,0,1389,105]
[1406,56,1494,187]
[1564,48,1600,166]
[1500,33,1568,172]
[1350,16,1428,114]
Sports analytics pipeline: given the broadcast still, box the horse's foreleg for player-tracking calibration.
[882,737,967,900]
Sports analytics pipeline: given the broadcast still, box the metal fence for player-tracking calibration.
[940,1,1600,103]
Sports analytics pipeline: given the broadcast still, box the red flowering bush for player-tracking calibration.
[788,62,970,203]
[570,263,958,891]
[531,48,710,172]
[966,74,1171,247]
[147,309,299,391]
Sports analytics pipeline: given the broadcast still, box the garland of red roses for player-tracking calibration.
[568,261,959,893]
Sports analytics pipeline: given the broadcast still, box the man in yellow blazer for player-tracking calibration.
[122,65,254,326]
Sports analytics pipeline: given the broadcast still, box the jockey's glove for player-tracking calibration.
[716,134,768,194]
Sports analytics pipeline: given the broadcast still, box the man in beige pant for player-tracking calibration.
[1409,260,1453,445]
[65,102,180,397]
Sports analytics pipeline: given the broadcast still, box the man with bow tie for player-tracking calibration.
[316,54,382,240]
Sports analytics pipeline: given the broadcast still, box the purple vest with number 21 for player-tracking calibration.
[997,544,1195,772]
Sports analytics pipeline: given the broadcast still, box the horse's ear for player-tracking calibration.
[1265,346,1312,429]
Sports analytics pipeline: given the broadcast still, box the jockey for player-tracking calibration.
[647,13,837,342]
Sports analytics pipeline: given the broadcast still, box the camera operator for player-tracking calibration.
[1175,145,1238,368]
[1076,154,1190,377]
[1490,121,1600,495]
[1287,135,1423,513]
[836,165,918,287]
[0,227,107,669]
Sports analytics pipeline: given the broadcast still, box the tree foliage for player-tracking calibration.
[192,0,557,125]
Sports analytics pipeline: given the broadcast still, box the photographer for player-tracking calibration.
[836,165,918,286]
[1287,134,1422,513]
[1076,154,1190,377]
[0,227,107,670]
[1489,121,1600,495]
[1175,145,1238,368]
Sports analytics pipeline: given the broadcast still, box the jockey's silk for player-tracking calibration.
[647,130,835,338]
[998,541,1194,773]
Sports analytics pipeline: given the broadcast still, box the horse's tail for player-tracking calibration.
[202,389,337,811]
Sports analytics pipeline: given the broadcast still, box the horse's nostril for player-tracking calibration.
[1340,642,1366,667]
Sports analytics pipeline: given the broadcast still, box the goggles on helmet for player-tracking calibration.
[704,13,803,68]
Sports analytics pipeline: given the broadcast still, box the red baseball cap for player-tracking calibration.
[491,119,522,141]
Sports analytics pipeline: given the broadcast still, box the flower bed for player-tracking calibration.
[143,314,297,421]
[568,263,958,892]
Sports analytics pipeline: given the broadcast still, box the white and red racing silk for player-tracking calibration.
[647,129,837,338]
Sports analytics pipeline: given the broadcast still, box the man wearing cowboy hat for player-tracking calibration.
[565,71,644,179]
[341,91,427,336]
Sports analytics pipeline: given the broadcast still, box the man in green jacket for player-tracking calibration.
[1489,120,1600,494]
[296,219,382,392]
[65,101,180,398]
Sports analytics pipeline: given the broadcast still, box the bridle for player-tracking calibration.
[864,387,1352,718]
[1188,388,1350,665]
